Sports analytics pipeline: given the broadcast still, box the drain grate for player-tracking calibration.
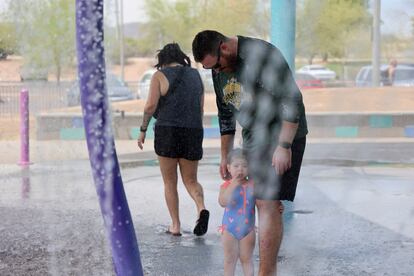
[291,210,313,214]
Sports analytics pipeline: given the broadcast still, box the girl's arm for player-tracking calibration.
[218,179,239,207]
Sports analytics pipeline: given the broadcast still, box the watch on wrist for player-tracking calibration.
[140,126,147,133]
[279,141,292,149]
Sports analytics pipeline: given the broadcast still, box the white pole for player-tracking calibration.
[120,0,125,82]
[372,0,381,86]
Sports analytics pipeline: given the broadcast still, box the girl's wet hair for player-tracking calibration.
[154,43,191,70]
[227,148,248,164]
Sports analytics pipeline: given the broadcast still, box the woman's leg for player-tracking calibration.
[222,230,239,276]
[178,158,206,214]
[158,156,180,233]
[239,230,256,276]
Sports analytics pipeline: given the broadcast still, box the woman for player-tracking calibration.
[137,43,209,236]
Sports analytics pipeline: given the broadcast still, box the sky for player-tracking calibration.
[0,0,413,36]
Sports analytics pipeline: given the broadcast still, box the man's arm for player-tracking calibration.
[220,134,234,180]
[271,49,303,174]
[273,121,298,175]
[212,70,236,179]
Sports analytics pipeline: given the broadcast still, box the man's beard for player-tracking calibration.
[221,53,238,73]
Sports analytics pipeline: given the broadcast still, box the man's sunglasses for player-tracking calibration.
[203,41,223,70]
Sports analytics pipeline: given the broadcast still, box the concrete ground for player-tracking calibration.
[1,141,414,275]
[2,137,414,165]
[2,49,414,276]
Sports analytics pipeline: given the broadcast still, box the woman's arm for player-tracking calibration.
[137,71,163,150]
[141,72,163,127]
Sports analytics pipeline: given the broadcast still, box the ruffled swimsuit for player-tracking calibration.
[220,180,255,240]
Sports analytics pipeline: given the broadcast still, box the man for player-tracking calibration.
[387,59,398,85]
[192,30,307,275]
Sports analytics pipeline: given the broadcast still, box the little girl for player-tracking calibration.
[219,149,255,276]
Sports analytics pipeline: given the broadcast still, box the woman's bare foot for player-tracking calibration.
[166,225,182,236]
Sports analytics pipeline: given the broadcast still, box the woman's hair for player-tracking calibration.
[227,148,248,164]
[154,43,191,70]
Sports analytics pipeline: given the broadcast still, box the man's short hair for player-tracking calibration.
[192,30,226,62]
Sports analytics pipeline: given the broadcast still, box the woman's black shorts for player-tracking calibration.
[154,125,203,161]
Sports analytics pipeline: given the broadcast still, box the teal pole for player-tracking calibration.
[271,0,296,71]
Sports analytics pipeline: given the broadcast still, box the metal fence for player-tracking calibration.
[0,81,139,118]
[0,82,72,118]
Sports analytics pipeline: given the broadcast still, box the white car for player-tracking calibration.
[137,69,157,99]
[67,73,134,106]
[137,68,214,99]
[355,64,414,87]
[296,65,336,81]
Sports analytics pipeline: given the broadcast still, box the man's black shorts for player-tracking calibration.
[154,125,203,161]
[245,136,306,201]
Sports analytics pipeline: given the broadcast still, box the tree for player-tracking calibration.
[139,0,259,55]
[0,22,17,59]
[7,0,76,83]
[139,0,197,53]
[297,0,370,63]
[43,0,76,83]
[296,0,324,64]
[194,0,258,39]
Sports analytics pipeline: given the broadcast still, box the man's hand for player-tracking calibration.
[137,132,146,150]
[272,146,292,175]
[220,158,230,180]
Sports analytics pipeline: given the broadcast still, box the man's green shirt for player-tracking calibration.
[212,35,308,143]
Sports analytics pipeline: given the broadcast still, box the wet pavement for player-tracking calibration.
[1,153,414,276]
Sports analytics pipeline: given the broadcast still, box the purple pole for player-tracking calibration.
[19,89,30,166]
[75,0,143,275]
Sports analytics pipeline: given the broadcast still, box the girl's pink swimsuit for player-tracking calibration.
[220,180,255,240]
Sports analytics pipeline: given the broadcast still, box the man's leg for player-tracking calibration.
[256,199,283,276]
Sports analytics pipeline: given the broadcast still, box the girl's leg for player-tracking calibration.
[178,158,206,214]
[222,230,239,276]
[158,156,180,233]
[239,230,256,276]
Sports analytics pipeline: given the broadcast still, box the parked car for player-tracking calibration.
[355,64,414,87]
[295,72,324,89]
[296,65,336,81]
[136,69,157,100]
[20,64,48,82]
[67,74,134,106]
[197,68,215,92]
[137,68,214,100]
[393,66,414,87]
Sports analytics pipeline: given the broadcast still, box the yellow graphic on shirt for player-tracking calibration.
[223,77,243,109]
